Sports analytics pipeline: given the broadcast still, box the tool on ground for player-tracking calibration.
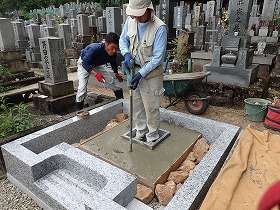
[129,59,135,152]
[76,110,90,119]
[102,78,122,91]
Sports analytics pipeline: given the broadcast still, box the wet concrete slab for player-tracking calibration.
[79,120,201,188]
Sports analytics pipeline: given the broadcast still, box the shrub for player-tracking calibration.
[0,97,35,137]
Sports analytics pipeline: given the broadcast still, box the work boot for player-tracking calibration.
[114,88,124,99]
[76,101,84,111]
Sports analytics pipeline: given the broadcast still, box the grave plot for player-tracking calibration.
[1,100,240,210]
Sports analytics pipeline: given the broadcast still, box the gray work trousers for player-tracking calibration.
[133,66,165,142]
[76,57,115,102]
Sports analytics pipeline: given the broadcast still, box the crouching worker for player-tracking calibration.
[76,32,123,110]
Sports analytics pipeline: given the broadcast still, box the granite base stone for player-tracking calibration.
[1,100,240,210]
[203,64,259,87]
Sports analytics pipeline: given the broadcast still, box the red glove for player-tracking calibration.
[95,73,104,83]
[115,73,123,82]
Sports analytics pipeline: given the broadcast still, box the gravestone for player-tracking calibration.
[71,25,78,42]
[261,0,277,21]
[203,0,258,87]
[205,1,216,23]
[34,37,75,114]
[123,4,128,24]
[185,13,192,31]
[194,26,206,49]
[26,24,42,62]
[70,9,77,19]
[43,27,56,37]
[88,15,96,27]
[173,5,187,30]
[228,0,253,37]
[60,5,67,18]
[248,0,260,34]
[193,4,201,26]
[106,7,122,35]
[39,37,67,83]
[0,18,16,51]
[77,14,90,36]
[70,19,78,27]
[158,0,176,38]
[26,24,40,47]
[98,16,107,33]
[58,24,72,49]
[12,21,28,54]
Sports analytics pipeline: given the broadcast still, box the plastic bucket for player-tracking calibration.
[244,98,272,122]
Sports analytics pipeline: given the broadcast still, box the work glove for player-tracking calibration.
[115,73,123,82]
[124,53,133,69]
[130,72,142,90]
[95,73,104,83]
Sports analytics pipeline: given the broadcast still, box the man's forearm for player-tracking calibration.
[90,70,97,77]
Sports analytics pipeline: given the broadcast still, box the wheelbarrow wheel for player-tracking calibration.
[184,90,209,115]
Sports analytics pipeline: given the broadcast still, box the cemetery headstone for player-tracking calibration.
[261,0,277,21]
[39,37,68,83]
[106,7,122,35]
[59,24,72,49]
[0,18,16,51]
[77,14,90,36]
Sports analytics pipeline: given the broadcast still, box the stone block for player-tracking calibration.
[15,40,29,48]
[0,50,22,61]
[33,93,76,114]
[31,53,42,62]
[69,58,78,66]
[258,28,268,36]
[6,60,30,73]
[67,66,77,73]
[203,64,259,87]
[266,37,278,43]
[192,59,211,72]
[38,80,74,98]
[257,64,271,78]
[89,26,97,35]
[65,49,73,57]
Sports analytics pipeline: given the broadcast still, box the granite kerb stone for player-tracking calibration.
[1,100,137,209]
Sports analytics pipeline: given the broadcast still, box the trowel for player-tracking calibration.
[102,78,122,91]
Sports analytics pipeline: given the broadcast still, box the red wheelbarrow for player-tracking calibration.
[163,71,211,115]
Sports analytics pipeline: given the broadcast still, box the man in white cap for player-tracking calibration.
[119,0,167,142]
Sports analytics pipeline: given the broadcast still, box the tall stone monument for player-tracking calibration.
[203,0,259,87]
[158,0,176,38]
[0,18,15,51]
[106,7,122,35]
[33,37,75,114]
[12,21,28,54]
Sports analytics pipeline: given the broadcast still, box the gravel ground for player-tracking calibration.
[1,82,279,209]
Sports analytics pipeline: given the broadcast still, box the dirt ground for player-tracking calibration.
[82,81,280,136]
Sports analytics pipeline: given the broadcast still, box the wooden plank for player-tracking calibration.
[163,72,211,81]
